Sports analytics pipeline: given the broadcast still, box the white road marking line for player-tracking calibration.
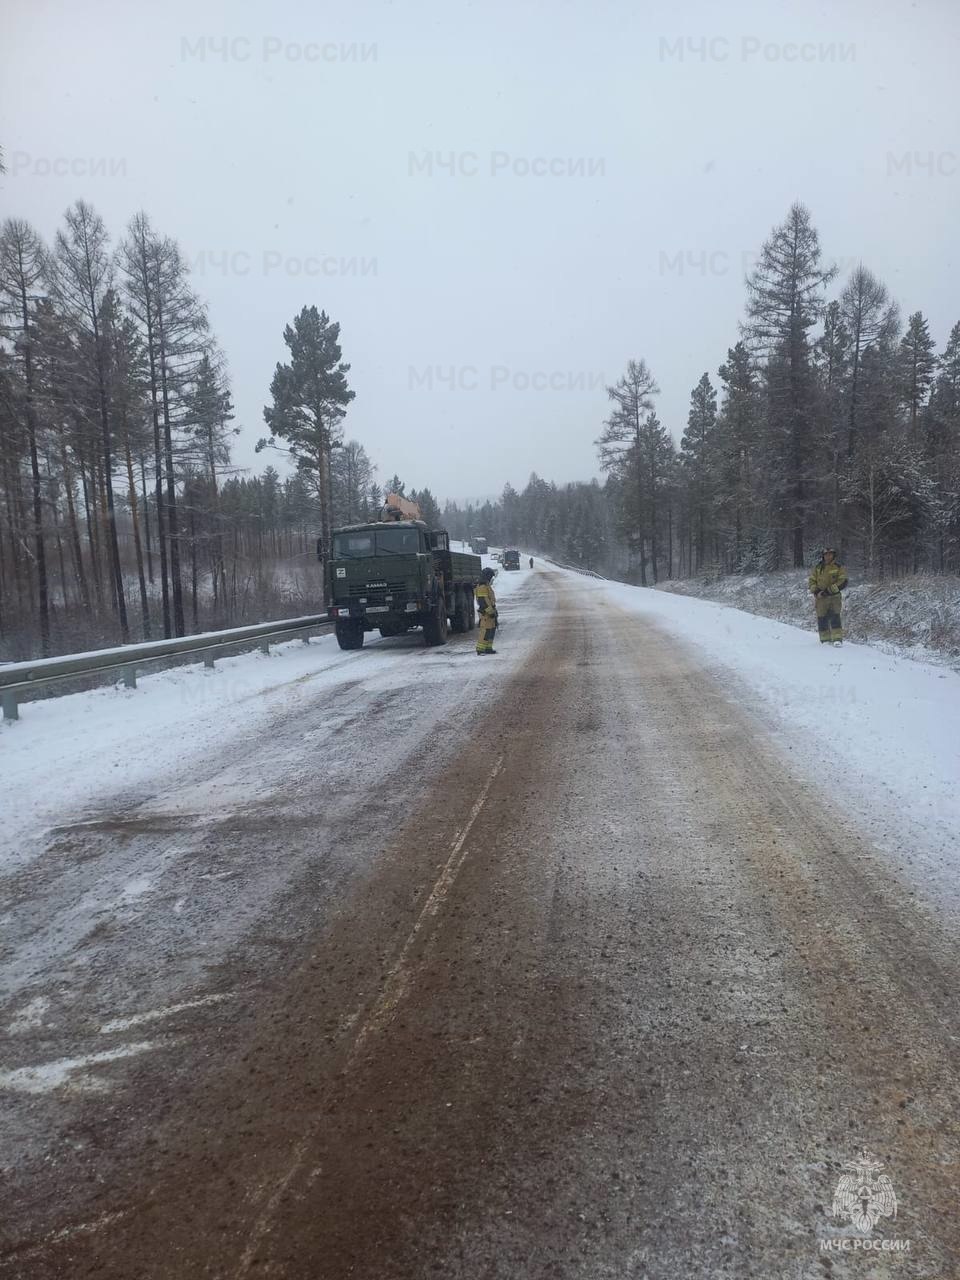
[355,754,504,1048]
[0,1211,132,1266]
[99,992,236,1034]
[0,1042,163,1095]
[235,753,505,1277]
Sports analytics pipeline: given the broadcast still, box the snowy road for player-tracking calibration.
[2,567,959,1277]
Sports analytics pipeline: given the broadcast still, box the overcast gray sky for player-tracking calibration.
[3,0,958,502]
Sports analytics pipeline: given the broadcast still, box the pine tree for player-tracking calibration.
[716,343,763,570]
[500,483,520,545]
[897,311,937,436]
[644,413,675,581]
[680,373,718,574]
[120,213,171,634]
[927,322,960,569]
[813,300,851,547]
[839,264,899,459]
[597,359,660,583]
[261,307,355,579]
[120,213,209,636]
[0,345,29,633]
[101,292,152,636]
[52,200,129,640]
[744,202,835,566]
[0,219,50,651]
[183,352,234,612]
[31,298,91,615]
[412,486,441,526]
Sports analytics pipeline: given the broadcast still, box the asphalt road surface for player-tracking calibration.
[2,569,958,1278]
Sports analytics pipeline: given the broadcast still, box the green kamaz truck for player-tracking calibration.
[324,495,483,650]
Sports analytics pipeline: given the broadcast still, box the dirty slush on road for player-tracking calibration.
[4,572,959,1278]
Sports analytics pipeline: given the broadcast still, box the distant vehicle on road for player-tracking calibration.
[470,537,489,555]
[502,549,521,571]
[324,494,482,650]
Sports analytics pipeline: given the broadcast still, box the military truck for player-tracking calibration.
[502,548,521,571]
[324,495,483,650]
[470,537,488,555]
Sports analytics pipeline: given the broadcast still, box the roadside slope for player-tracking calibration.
[656,569,960,670]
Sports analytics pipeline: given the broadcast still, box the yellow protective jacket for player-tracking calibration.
[475,582,497,619]
[808,561,848,597]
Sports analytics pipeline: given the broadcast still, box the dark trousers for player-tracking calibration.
[815,595,843,642]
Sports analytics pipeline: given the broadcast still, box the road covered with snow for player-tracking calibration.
[1,562,958,1277]
[0,557,530,871]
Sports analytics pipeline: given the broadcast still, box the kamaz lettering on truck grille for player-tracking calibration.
[348,581,406,595]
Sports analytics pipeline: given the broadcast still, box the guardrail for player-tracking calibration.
[542,557,606,580]
[0,614,333,722]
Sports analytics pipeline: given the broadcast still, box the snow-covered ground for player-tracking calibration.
[657,568,960,671]
[589,573,960,917]
[0,556,528,870]
[3,557,957,917]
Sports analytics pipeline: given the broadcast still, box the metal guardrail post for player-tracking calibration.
[0,613,332,724]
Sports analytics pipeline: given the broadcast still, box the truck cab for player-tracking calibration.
[502,548,521,571]
[325,507,481,650]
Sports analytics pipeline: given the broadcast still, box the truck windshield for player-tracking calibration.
[333,528,421,558]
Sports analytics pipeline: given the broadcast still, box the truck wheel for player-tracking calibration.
[423,596,448,646]
[335,619,364,650]
[450,588,469,634]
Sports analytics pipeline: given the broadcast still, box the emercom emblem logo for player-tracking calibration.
[832,1151,897,1231]
[819,1150,912,1256]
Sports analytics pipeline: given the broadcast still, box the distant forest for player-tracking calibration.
[446,203,960,587]
[1,196,958,660]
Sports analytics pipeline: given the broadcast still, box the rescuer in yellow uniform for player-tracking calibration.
[475,566,499,654]
[808,548,849,645]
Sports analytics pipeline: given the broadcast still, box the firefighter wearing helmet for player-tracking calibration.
[475,566,499,655]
